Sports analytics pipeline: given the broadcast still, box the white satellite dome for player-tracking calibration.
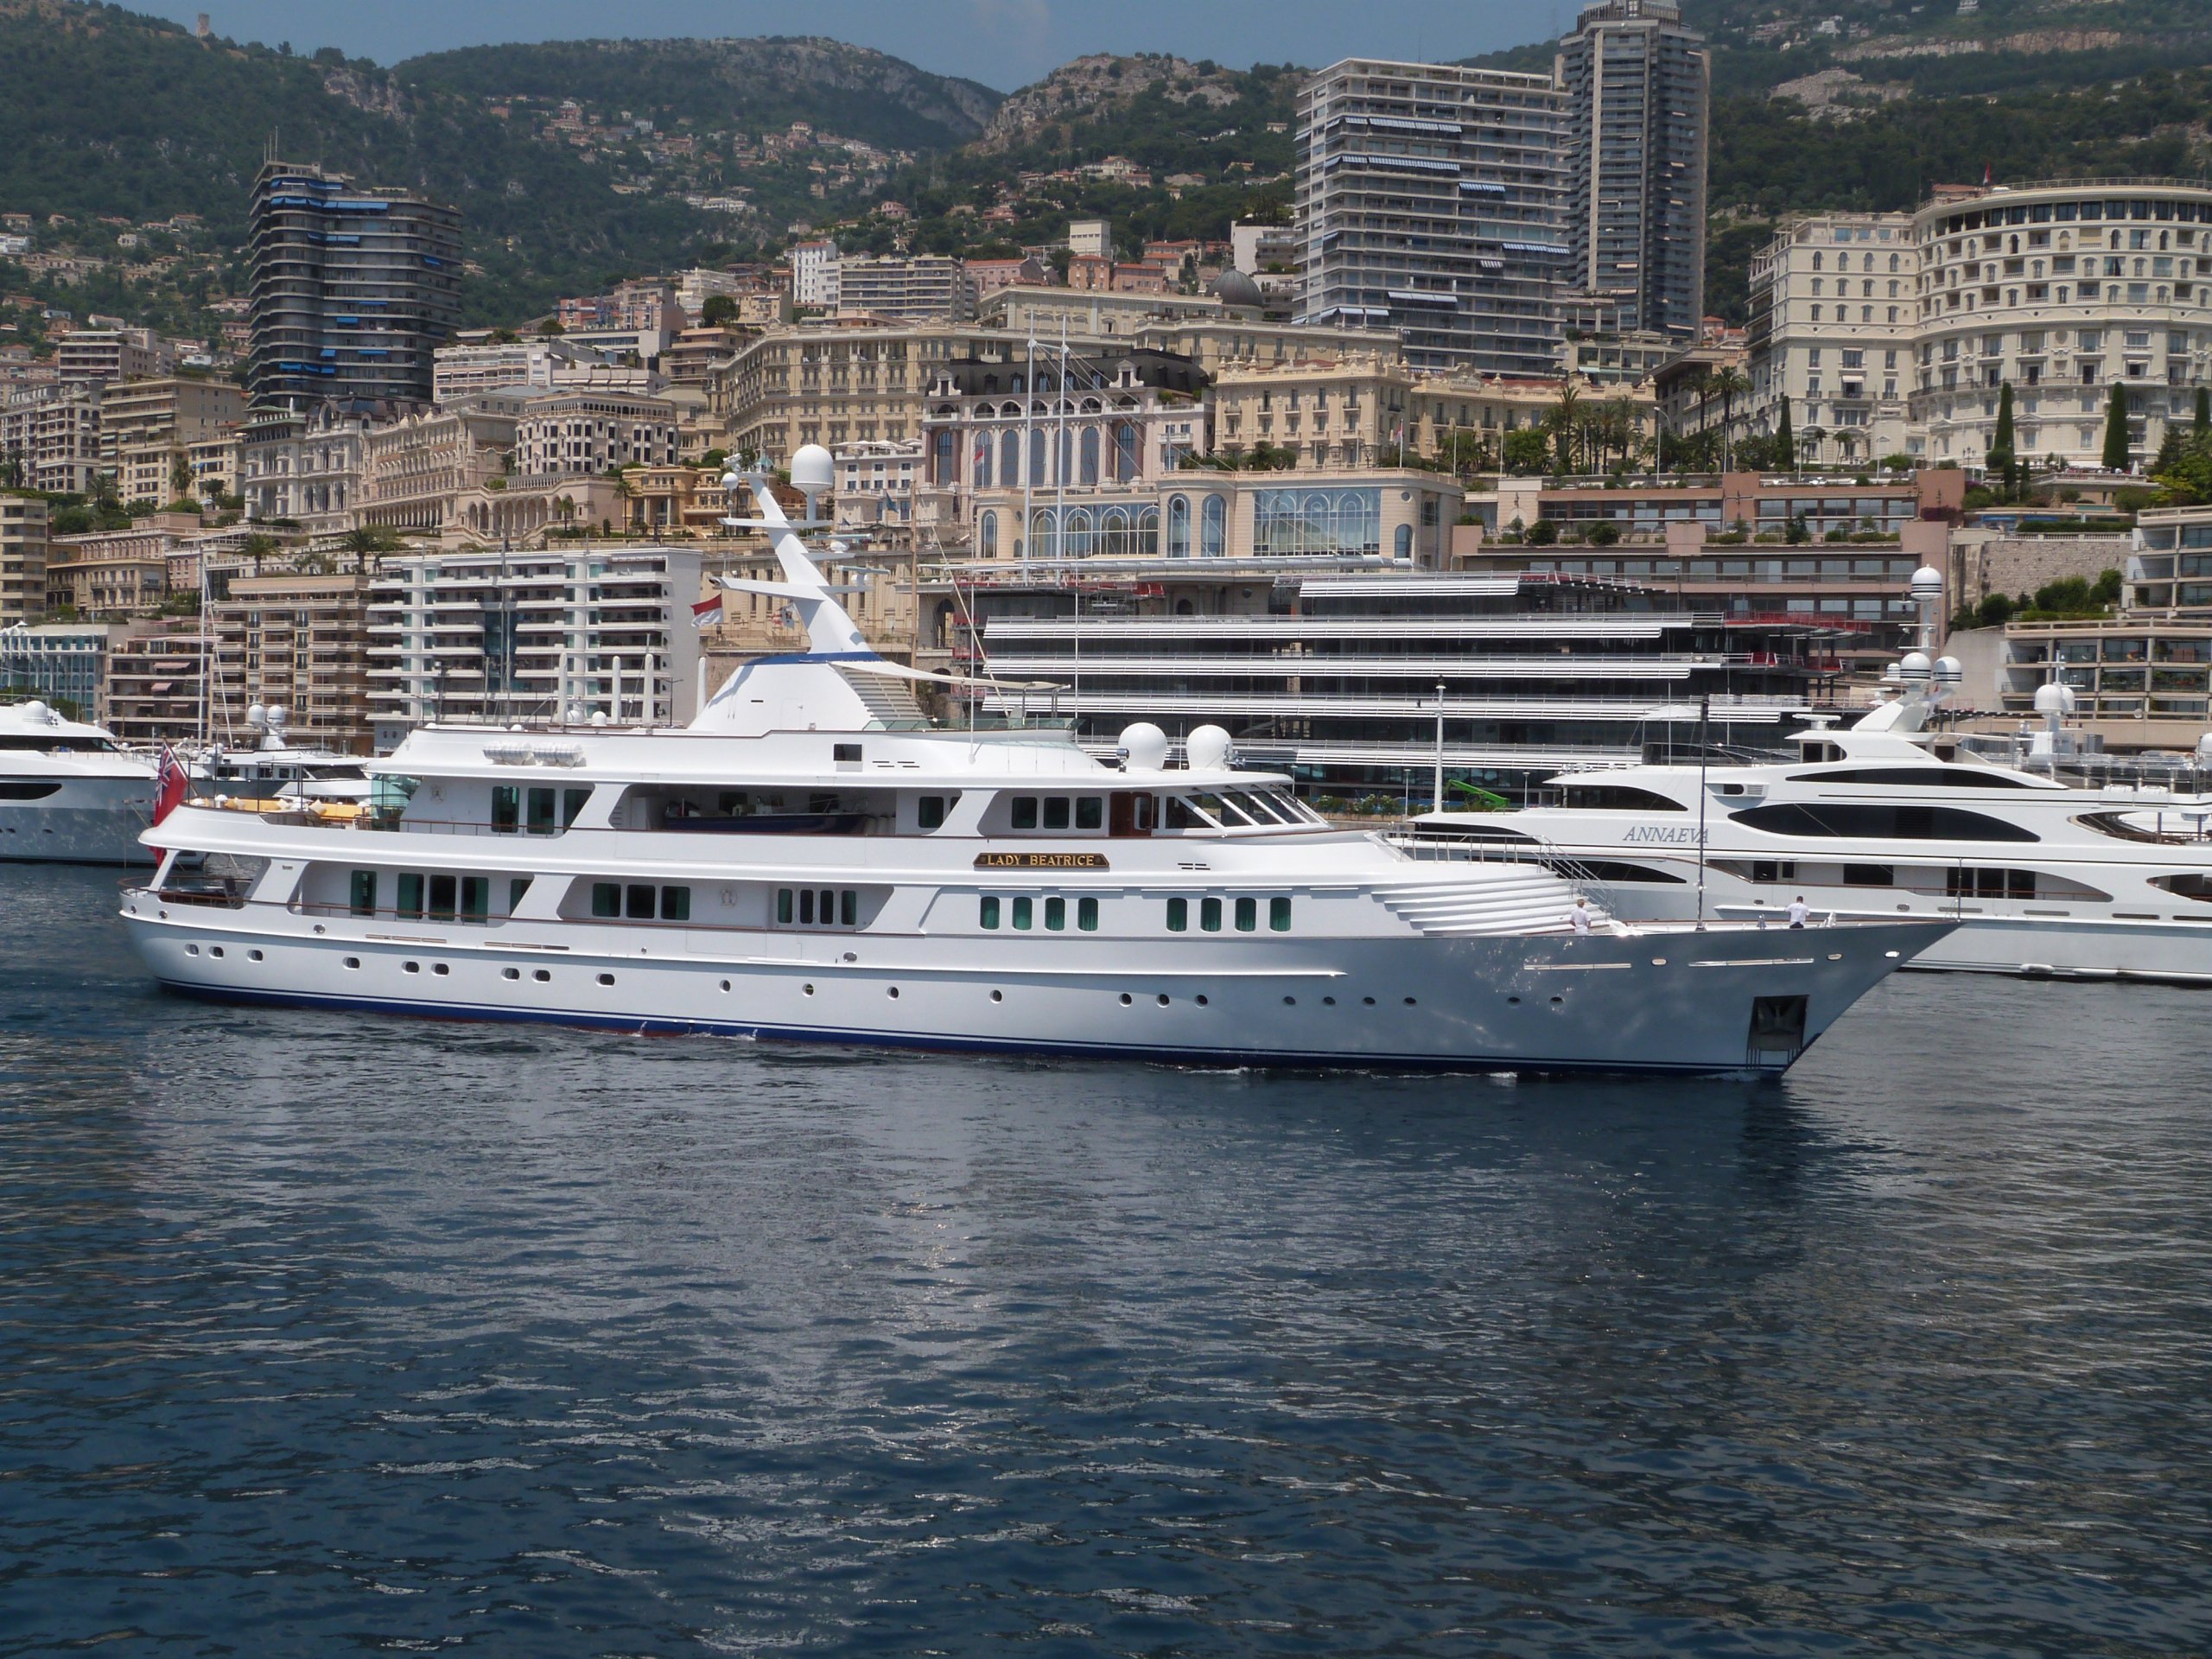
[1934,655,1963,687]
[2032,683,2077,716]
[1116,721,1169,772]
[1185,724,1234,772]
[790,443,835,496]
[1898,651,1932,683]
[246,701,268,728]
[720,470,743,493]
[1910,566,1944,601]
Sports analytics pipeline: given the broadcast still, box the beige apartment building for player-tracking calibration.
[1747,212,1918,468]
[0,493,49,626]
[103,620,208,746]
[513,390,680,479]
[1,383,103,496]
[207,560,374,753]
[359,400,520,533]
[715,322,1013,466]
[101,376,245,506]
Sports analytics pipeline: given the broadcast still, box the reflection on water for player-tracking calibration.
[2,866,2208,1656]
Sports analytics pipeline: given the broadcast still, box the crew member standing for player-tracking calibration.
[1786,893,1812,929]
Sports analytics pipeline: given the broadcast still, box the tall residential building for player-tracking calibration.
[246,160,463,412]
[1555,0,1710,339]
[100,376,247,506]
[0,493,50,626]
[1909,178,2212,470]
[207,560,375,753]
[1,383,103,496]
[836,256,977,323]
[790,239,841,309]
[1747,213,1917,468]
[1294,59,1569,376]
[54,326,173,384]
[432,338,656,404]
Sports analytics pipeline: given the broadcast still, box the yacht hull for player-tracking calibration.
[118,899,1942,1075]
[0,776,154,864]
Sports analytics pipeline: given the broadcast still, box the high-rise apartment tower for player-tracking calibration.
[246,160,463,411]
[1556,0,1710,339]
[1294,60,1569,377]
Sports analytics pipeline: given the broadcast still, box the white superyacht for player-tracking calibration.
[119,467,1943,1073]
[0,699,157,863]
[1415,644,2212,984]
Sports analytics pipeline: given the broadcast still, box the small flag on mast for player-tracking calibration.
[691,594,723,632]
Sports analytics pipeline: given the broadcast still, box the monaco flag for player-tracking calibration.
[691,594,723,632]
[151,746,188,826]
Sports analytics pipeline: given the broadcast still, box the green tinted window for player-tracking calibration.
[1078,896,1099,931]
[980,895,1000,929]
[349,870,377,916]
[1012,896,1033,930]
[1166,897,1187,932]
[397,873,424,918]
[491,785,519,832]
[660,886,690,922]
[461,876,489,920]
[592,881,620,918]
[1270,896,1292,932]
[1200,897,1222,932]
[1235,896,1256,932]
[1045,896,1065,931]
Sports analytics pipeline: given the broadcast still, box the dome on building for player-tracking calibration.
[1211,269,1264,310]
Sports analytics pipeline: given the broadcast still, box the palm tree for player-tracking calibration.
[1689,370,1714,472]
[1709,369,1750,473]
[1549,384,1584,476]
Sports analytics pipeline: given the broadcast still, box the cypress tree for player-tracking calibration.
[1987,381,2017,500]
[2196,385,2210,447]
[1774,398,1795,472]
[2101,383,2132,473]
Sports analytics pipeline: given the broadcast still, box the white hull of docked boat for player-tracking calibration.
[0,776,154,863]
[118,895,1941,1075]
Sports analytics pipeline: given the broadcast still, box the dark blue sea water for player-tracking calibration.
[3,864,2209,1656]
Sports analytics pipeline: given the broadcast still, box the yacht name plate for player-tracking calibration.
[974,851,1111,870]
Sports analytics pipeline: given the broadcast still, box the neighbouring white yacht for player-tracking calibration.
[1414,575,2212,983]
[0,699,157,864]
[194,705,372,809]
[118,455,1946,1075]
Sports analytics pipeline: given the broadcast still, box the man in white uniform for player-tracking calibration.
[1786,894,1812,929]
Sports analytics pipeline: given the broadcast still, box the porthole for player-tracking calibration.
[209,946,225,959]
[185,944,199,957]
[1403,996,1416,1007]
[598,973,615,987]
[1322,995,1335,1006]
[1283,995,1296,1006]
[989,989,1003,1002]
[887,986,899,999]
[403,961,420,974]
[1157,993,1170,1007]
[1194,995,1208,1007]
[1550,995,1564,1005]
[1119,993,1133,1006]
[502,967,520,981]
[1362,995,1376,1007]
[533,969,551,982]
[803,983,815,996]
[720,979,732,992]
[433,964,450,977]
[1506,995,1520,1005]
[343,957,360,970]
[247,950,264,963]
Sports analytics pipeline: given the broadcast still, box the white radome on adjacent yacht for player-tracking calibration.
[120,458,1944,1074]
[1417,642,2212,983]
[0,700,156,863]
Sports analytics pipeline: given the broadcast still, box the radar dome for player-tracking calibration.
[246,702,268,729]
[1211,269,1263,309]
[1899,651,1932,683]
[1116,721,1169,772]
[2032,683,2076,716]
[1910,566,1944,601]
[1934,655,1963,687]
[790,443,835,496]
[720,471,742,493]
[1185,724,1234,772]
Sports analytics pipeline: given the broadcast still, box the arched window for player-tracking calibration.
[1066,506,1095,558]
[1056,426,1074,483]
[1812,252,1824,270]
[1115,423,1140,481]
[1098,505,1131,557]
[1079,427,1100,485]
[1030,506,1055,560]
[973,435,991,489]
[1166,493,1191,557]
[1135,504,1159,557]
[1201,494,1226,556]
[979,508,999,558]
[1001,429,1020,486]
[1029,429,1046,484]
[1395,524,1414,560]
[975,403,994,419]
[932,429,957,486]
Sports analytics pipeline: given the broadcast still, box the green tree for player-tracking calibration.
[1548,384,1583,475]
[700,293,739,327]
[1709,368,1749,471]
[1987,381,2017,500]
[2101,383,2133,472]
[1503,428,1551,475]
[2197,385,2210,445]
[1773,398,1796,473]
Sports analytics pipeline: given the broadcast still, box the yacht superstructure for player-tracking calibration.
[1414,575,2212,982]
[0,700,156,864]
[120,456,1944,1074]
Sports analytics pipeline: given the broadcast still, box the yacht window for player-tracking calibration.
[350,870,378,916]
[624,884,655,920]
[461,877,489,920]
[662,887,691,922]
[398,873,426,918]
[1043,798,1071,830]
[1201,896,1223,932]
[1229,791,1290,825]
[1843,864,1893,887]
[1045,896,1066,931]
[779,887,861,928]
[1235,897,1257,931]
[429,874,458,920]
[510,877,533,912]
[1270,897,1292,931]
[1166,897,1188,931]
[1079,897,1099,931]
[779,888,795,924]
[1947,868,2035,899]
[918,795,948,830]
[1793,766,2036,789]
[2155,874,2212,902]
[1751,861,1798,884]
[1732,803,2037,842]
[1110,793,1156,836]
[492,785,521,833]
[593,881,621,918]
[842,890,857,927]
[1165,796,1219,830]
[1559,785,1686,812]
[1012,896,1033,930]
[1011,796,1039,830]
[1076,797,1104,830]
[564,788,591,825]
[527,788,558,835]
[980,895,1001,929]
[798,889,816,924]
